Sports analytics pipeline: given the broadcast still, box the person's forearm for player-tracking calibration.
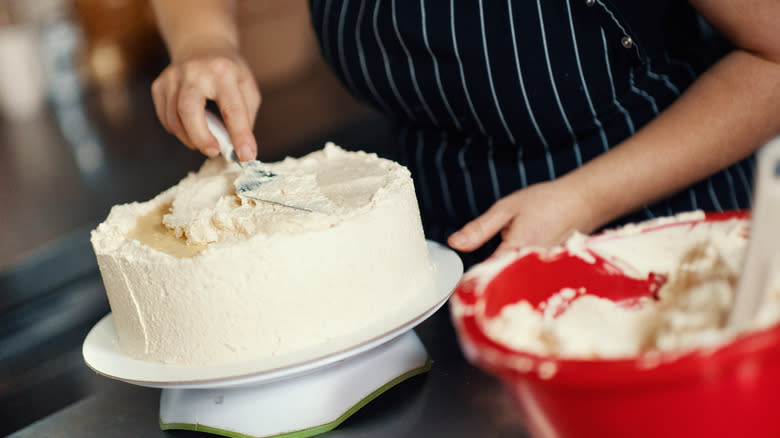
[561,48,780,231]
[150,0,239,61]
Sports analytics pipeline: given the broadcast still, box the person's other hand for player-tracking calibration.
[448,180,597,256]
[151,45,261,161]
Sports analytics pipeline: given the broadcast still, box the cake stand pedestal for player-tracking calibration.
[158,330,429,438]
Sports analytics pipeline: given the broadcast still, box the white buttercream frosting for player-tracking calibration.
[161,143,398,245]
[91,144,434,365]
[471,212,780,359]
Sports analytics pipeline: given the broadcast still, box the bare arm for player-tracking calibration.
[568,0,780,231]
[150,0,238,61]
[450,0,780,253]
[149,0,260,161]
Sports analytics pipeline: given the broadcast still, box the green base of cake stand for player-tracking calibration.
[159,330,430,438]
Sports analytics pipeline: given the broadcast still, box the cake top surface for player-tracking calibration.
[91,143,413,257]
[164,143,404,245]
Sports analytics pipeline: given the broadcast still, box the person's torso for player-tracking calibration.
[310,0,706,154]
[308,0,753,259]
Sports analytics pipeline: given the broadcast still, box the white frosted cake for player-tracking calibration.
[91,143,434,366]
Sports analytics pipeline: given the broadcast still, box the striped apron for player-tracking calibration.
[309,0,754,264]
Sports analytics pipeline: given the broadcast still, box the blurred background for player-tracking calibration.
[0,0,391,434]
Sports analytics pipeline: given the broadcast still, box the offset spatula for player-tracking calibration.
[727,138,780,333]
[204,111,312,212]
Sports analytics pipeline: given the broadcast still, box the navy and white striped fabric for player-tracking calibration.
[309,0,754,261]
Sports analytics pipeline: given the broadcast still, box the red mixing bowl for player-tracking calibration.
[451,211,780,438]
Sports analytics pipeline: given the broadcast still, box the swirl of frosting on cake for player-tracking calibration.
[162,143,398,245]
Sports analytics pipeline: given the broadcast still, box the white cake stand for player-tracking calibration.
[83,241,462,438]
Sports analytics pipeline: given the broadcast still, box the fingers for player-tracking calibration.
[448,201,512,253]
[153,66,210,154]
[151,76,169,139]
[178,76,219,157]
[149,51,260,160]
[152,68,195,151]
[216,71,257,161]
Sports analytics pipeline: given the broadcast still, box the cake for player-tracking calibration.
[453,211,780,359]
[90,143,434,366]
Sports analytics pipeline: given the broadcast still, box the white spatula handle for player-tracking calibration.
[728,138,780,332]
[204,110,238,163]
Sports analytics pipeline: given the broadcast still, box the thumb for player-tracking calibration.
[448,207,510,252]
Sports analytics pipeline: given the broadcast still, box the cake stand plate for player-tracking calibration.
[82,241,463,437]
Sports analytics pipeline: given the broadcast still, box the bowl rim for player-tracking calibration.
[451,210,780,387]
